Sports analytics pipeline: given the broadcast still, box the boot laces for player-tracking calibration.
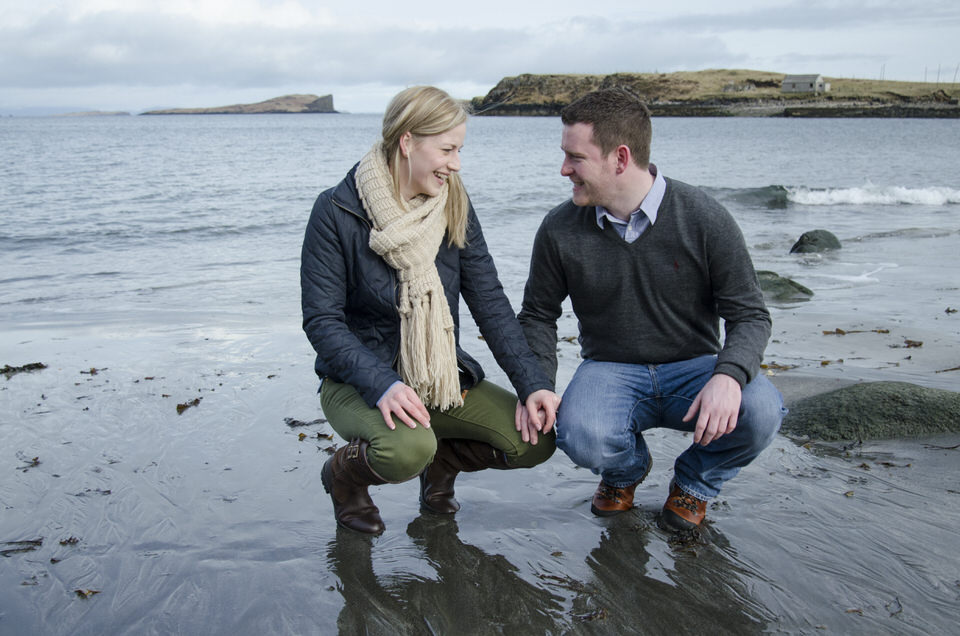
[597,483,627,503]
[671,490,701,513]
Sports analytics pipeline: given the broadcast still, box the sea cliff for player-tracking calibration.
[141,94,336,115]
[471,70,960,117]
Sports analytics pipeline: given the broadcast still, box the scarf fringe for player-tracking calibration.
[399,291,461,411]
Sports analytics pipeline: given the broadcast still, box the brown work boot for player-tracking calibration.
[661,481,707,531]
[590,462,652,517]
[419,439,511,514]
[321,439,388,535]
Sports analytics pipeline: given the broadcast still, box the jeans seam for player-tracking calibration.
[624,396,655,483]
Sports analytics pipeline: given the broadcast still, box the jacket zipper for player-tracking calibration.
[333,198,402,370]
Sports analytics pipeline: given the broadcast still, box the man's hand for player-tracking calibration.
[515,389,561,445]
[683,374,741,446]
[377,382,431,430]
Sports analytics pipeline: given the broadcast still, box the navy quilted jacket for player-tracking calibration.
[301,165,552,408]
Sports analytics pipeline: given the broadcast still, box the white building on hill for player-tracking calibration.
[782,74,831,94]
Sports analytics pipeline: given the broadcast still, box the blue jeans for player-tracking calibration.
[556,355,785,500]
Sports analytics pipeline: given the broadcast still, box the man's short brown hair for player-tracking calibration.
[560,87,652,167]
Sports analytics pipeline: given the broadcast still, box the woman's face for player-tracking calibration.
[398,123,466,201]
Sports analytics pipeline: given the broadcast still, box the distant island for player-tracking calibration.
[55,111,131,117]
[470,70,960,118]
[141,94,336,115]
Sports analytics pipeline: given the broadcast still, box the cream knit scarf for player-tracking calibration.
[355,142,463,411]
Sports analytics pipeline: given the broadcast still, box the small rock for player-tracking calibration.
[756,270,814,302]
[790,229,841,253]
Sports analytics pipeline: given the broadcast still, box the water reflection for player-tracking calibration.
[326,510,772,635]
[562,522,771,634]
[326,516,566,634]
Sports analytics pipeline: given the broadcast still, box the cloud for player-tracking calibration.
[0,12,738,91]
[652,0,960,31]
[1,1,957,112]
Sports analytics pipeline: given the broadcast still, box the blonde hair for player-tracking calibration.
[382,86,471,247]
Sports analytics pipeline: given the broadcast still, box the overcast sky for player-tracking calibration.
[2,0,958,114]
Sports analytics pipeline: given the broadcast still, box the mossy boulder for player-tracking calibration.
[781,381,960,441]
[790,229,841,253]
[756,270,814,302]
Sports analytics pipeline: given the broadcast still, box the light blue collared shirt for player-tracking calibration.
[595,164,665,243]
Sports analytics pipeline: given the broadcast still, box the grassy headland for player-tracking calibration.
[471,69,960,117]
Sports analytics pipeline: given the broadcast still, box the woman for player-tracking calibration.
[301,86,560,535]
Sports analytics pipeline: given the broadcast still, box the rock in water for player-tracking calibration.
[790,229,841,253]
[756,270,814,302]
[781,381,960,441]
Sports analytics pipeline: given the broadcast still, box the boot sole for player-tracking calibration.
[419,500,459,515]
[590,504,631,517]
[658,508,701,532]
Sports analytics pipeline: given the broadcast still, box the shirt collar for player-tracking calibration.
[595,163,665,228]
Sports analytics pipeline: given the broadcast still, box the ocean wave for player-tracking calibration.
[787,185,960,206]
[848,227,958,241]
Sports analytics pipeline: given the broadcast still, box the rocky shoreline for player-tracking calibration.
[470,71,960,118]
[473,99,960,118]
[650,101,960,118]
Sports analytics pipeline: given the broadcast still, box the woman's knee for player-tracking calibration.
[366,428,437,482]
[510,433,556,468]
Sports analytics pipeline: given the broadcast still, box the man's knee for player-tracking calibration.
[556,415,613,471]
[739,377,785,449]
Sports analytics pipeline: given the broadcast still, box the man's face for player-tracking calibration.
[560,122,617,208]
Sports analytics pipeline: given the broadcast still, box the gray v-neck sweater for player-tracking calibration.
[519,177,771,388]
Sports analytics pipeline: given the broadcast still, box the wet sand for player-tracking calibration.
[2,318,959,635]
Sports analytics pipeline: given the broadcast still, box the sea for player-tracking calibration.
[2,113,958,387]
[1,114,959,634]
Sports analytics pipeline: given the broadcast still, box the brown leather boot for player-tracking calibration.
[419,439,510,514]
[321,439,388,535]
[661,481,707,531]
[590,461,652,517]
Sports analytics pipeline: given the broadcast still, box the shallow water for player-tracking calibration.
[2,114,959,633]
[2,324,959,634]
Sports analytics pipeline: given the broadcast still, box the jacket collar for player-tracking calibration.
[330,163,371,221]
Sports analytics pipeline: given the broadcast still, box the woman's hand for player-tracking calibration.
[514,389,561,445]
[377,382,431,430]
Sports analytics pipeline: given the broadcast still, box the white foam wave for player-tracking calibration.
[787,184,960,206]
[819,264,896,284]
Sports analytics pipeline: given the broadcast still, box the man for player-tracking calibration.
[517,87,785,531]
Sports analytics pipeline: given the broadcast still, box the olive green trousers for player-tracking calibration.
[320,379,556,482]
